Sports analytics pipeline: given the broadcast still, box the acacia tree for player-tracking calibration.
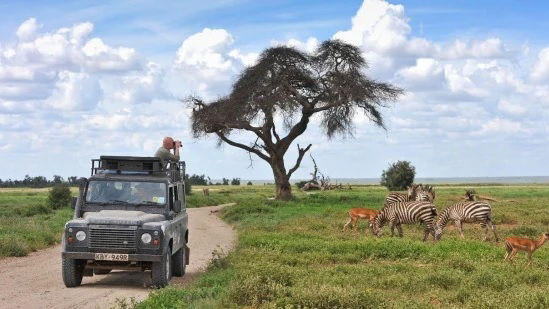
[190,40,402,200]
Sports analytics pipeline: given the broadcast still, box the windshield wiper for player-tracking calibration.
[137,201,160,206]
[105,200,131,205]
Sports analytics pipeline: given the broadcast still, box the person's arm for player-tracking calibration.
[173,140,182,160]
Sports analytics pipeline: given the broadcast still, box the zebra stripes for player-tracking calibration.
[434,201,499,241]
[373,201,438,241]
[384,184,436,205]
[384,184,418,205]
[385,192,410,204]
[415,185,435,202]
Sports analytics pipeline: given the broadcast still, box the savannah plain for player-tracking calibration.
[2,184,549,308]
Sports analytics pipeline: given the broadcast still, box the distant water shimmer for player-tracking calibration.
[245,176,549,185]
[325,176,549,185]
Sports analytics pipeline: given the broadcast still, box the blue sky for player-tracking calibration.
[1,0,549,180]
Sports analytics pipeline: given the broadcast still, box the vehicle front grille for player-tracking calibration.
[89,225,137,251]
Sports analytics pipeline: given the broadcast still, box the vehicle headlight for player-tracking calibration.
[141,233,152,244]
[76,230,86,241]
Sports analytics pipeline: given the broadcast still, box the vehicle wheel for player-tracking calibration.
[62,256,85,288]
[172,245,186,277]
[152,246,171,288]
[93,269,111,275]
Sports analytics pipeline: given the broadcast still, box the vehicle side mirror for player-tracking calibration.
[71,197,78,210]
[174,200,182,213]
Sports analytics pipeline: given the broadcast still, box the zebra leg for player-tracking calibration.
[481,222,489,241]
[396,224,403,237]
[488,220,500,242]
[390,221,396,237]
[455,220,464,238]
[423,227,430,242]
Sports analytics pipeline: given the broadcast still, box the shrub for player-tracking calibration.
[380,160,415,191]
[184,175,192,195]
[187,174,209,185]
[47,185,72,209]
[15,204,51,217]
[247,181,253,186]
[231,178,241,186]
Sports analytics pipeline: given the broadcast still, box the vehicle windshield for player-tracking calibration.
[85,180,167,205]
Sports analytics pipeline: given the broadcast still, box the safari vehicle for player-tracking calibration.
[61,156,189,288]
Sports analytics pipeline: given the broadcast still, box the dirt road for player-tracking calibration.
[0,204,235,309]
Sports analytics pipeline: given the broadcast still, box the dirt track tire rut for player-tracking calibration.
[0,204,235,309]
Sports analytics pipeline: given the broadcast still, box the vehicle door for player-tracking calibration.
[169,184,187,253]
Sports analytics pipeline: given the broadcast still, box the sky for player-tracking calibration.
[1,0,549,181]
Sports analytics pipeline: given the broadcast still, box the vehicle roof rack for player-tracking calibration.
[91,156,185,182]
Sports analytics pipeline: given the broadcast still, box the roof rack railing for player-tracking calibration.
[91,156,185,182]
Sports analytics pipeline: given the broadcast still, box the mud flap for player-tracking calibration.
[185,244,190,265]
[83,267,93,277]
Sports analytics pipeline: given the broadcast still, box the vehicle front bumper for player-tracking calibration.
[62,251,162,262]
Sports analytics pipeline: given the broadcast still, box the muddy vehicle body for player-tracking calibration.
[62,156,189,288]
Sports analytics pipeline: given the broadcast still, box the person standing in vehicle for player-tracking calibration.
[155,137,182,168]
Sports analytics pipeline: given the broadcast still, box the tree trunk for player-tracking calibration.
[271,157,292,200]
[275,177,292,200]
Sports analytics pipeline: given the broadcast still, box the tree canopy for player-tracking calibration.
[190,40,403,199]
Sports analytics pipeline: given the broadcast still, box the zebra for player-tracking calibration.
[434,201,499,242]
[384,183,420,205]
[372,201,438,241]
[415,185,435,202]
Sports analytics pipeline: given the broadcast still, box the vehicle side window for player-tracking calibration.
[174,185,179,202]
[169,187,174,210]
[177,183,185,208]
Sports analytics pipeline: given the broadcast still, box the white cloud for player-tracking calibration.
[497,99,527,116]
[442,38,506,60]
[16,18,40,41]
[172,27,255,97]
[272,37,320,53]
[396,58,443,90]
[110,62,169,104]
[531,47,549,82]
[175,28,234,71]
[46,71,102,110]
[475,118,529,135]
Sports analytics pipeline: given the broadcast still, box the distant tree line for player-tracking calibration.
[1,174,249,188]
[185,174,244,186]
[0,175,79,188]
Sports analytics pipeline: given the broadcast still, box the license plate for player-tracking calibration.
[94,253,129,261]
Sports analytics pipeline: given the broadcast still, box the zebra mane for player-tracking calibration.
[436,206,451,228]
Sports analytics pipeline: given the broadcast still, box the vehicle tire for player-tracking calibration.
[152,246,171,288]
[93,269,111,275]
[172,245,186,277]
[62,256,85,288]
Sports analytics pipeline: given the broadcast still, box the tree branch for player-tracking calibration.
[287,143,312,178]
[272,122,281,143]
[278,108,313,155]
[216,132,270,162]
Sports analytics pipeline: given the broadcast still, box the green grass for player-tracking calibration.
[0,188,75,256]
[0,186,241,257]
[137,185,549,309]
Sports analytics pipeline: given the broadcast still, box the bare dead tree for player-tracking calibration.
[190,40,402,200]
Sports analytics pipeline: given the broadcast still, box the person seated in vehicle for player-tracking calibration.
[130,183,152,204]
[154,136,182,169]
[130,183,166,204]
